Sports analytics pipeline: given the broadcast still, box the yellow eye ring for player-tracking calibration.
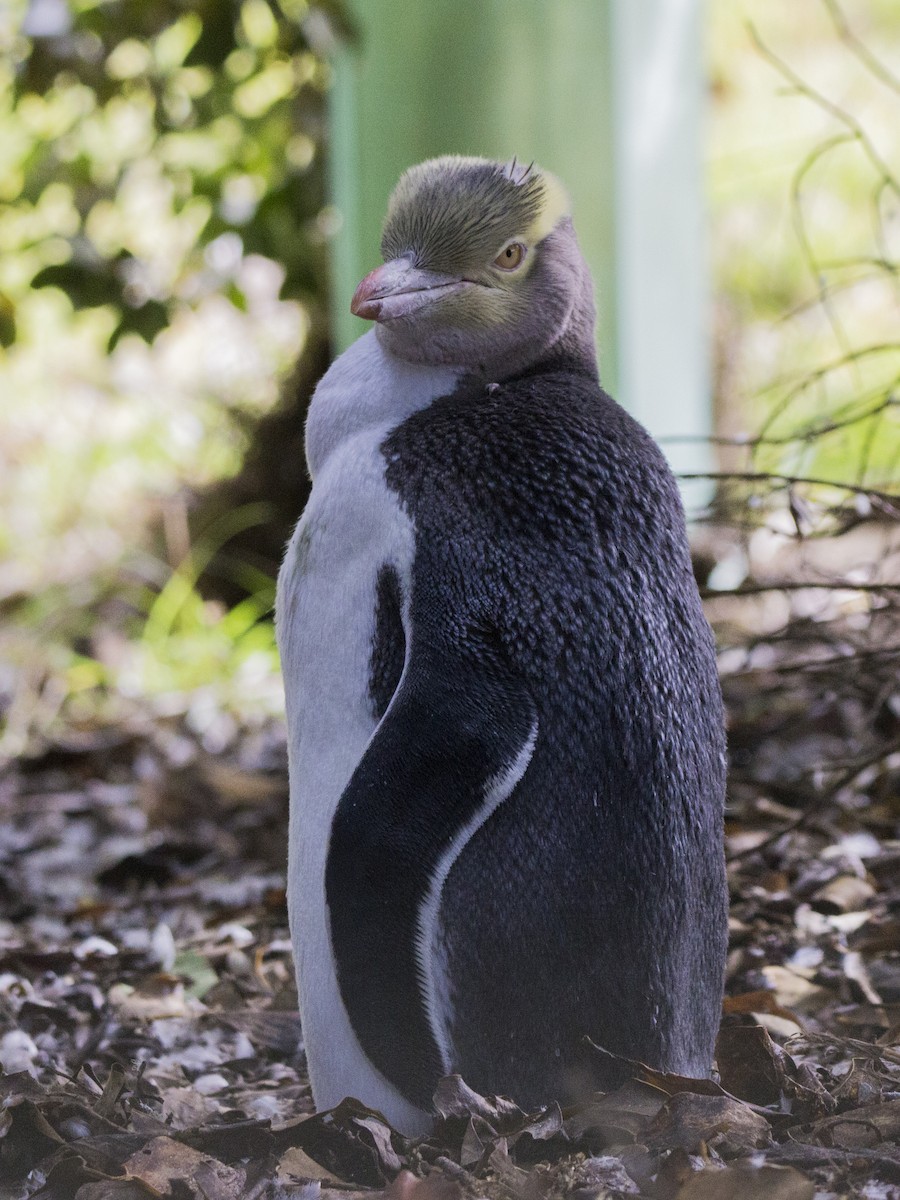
[493,242,527,271]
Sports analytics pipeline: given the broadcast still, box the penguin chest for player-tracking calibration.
[277,425,413,875]
[279,428,411,760]
[275,425,426,1130]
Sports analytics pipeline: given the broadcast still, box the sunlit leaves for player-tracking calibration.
[0,292,15,347]
[2,0,337,329]
[0,0,331,635]
[105,37,151,80]
[240,0,279,49]
[233,59,296,118]
[153,12,202,73]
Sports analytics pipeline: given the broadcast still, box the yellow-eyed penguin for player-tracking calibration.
[276,156,727,1137]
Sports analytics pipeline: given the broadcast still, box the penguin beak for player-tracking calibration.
[351,258,468,322]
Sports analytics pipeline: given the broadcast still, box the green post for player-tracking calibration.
[328,0,618,392]
[327,0,710,479]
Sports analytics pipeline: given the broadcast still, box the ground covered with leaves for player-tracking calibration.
[2,523,900,1200]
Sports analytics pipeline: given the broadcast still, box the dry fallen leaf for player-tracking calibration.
[563,1079,667,1144]
[277,1145,350,1186]
[842,949,884,1005]
[383,1168,464,1200]
[124,1136,246,1200]
[811,874,876,914]
[716,1023,787,1106]
[676,1163,816,1200]
[645,1093,771,1156]
[571,1155,641,1196]
[759,966,825,1014]
[432,1074,524,1128]
[802,1097,900,1151]
[73,1181,166,1199]
[108,979,199,1021]
[722,989,804,1028]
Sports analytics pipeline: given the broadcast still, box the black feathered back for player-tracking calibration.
[326,360,728,1109]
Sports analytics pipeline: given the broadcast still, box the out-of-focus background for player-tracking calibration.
[1,0,896,754]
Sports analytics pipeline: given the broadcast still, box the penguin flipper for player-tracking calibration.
[325,644,536,1111]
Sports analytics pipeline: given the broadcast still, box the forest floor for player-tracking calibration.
[1,570,899,1200]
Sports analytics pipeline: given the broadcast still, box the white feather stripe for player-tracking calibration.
[416,719,539,1074]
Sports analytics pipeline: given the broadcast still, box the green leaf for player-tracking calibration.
[0,293,16,348]
[174,949,218,999]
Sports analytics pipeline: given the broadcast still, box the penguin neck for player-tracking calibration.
[472,224,599,384]
[468,268,598,387]
[305,331,462,478]
[503,222,599,384]
[524,260,598,382]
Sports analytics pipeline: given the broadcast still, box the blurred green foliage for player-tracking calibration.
[0,0,349,749]
[709,0,900,486]
[0,0,351,588]
[1,0,350,345]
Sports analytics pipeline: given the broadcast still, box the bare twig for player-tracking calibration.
[704,581,900,600]
[748,24,900,199]
[681,471,900,503]
[727,736,900,863]
[821,0,900,99]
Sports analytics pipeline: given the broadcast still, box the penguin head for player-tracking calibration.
[351,156,595,377]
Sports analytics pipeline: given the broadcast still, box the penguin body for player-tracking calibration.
[277,331,461,1133]
[277,157,727,1136]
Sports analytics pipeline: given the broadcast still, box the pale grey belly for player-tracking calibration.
[275,429,427,1134]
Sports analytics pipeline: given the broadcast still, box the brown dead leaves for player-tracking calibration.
[3,651,900,1198]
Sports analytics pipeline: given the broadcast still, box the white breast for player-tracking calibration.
[275,331,460,1135]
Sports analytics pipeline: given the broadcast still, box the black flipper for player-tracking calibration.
[326,633,537,1110]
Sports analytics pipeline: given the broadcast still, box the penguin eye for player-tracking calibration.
[493,242,526,271]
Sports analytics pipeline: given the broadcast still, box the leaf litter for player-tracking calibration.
[0,579,899,1198]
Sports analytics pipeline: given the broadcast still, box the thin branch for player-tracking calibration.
[704,580,900,600]
[667,395,899,449]
[756,344,900,442]
[748,23,900,200]
[678,471,900,504]
[790,131,860,360]
[821,0,900,99]
[722,646,900,678]
[727,735,900,863]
